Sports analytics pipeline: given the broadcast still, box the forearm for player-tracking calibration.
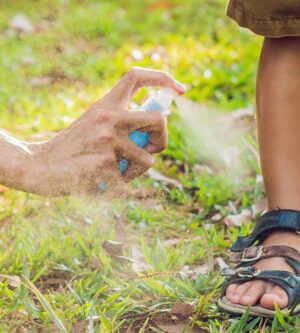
[0,129,37,191]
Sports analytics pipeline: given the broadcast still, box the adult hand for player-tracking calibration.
[11,67,185,198]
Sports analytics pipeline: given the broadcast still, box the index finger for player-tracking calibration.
[103,67,186,108]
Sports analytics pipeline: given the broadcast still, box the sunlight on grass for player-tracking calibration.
[1,0,299,332]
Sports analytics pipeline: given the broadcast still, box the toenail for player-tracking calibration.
[241,296,252,304]
[231,294,239,301]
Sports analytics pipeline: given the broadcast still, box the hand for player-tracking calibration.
[19,67,185,198]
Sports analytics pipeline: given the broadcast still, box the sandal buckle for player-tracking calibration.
[236,266,258,278]
[241,246,263,262]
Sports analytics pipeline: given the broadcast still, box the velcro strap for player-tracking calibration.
[230,245,300,264]
[231,210,300,252]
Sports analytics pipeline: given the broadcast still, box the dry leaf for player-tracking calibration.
[148,168,182,190]
[9,14,35,33]
[102,240,123,257]
[171,301,195,320]
[164,236,201,247]
[223,209,252,228]
[0,274,21,288]
[180,264,209,279]
[211,213,222,221]
[216,257,228,270]
[252,198,267,217]
[131,245,150,273]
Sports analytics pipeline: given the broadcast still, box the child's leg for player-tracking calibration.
[226,36,300,309]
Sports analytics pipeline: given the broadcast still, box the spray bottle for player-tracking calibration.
[98,88,178,191]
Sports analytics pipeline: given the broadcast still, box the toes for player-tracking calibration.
[260,285,289,310]
[226,282,252,304]
[226,283,239,302]
[239,280,266,306]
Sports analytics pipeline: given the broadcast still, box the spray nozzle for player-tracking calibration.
[141,88,178,114]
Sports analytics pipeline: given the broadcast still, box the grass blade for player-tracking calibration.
[23,276,67,333]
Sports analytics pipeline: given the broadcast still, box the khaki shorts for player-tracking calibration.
[226,0,300,37]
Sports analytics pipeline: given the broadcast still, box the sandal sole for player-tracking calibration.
[218,296,300,317]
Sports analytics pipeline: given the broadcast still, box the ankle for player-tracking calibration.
[263,230,300,248]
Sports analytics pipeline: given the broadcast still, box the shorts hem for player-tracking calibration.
[226,0,300,37]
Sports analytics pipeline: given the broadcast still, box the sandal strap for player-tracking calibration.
[222,262,300,309]
[231,210,300,252]
[230,245,300,264]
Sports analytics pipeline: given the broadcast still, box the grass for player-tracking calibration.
[0,0,299,332]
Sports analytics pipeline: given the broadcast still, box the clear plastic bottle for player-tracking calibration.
[98,88,177,191]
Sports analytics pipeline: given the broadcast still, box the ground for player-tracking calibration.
[0,0,299,332]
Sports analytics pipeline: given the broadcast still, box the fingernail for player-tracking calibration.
[174,80,186,94]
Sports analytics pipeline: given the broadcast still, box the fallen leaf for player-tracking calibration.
[252,198,267,217]
[0,274,20,288]
[148,168,182,189]
[223,209,252,228]
[131,245,150,273]
[164,236,201,247]
[211,213,222,221]
[102,240,124,257]
[9,14,35,33]
[180,264,209,279]
[216,257,228,270]
[171,301,195,320]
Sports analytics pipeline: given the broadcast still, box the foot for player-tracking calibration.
[225,230,300,309]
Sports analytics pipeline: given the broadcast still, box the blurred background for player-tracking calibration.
[0,1,276,332]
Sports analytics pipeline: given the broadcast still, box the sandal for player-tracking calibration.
[218,209,300,317]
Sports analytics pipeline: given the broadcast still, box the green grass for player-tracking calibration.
[0,0,299,332]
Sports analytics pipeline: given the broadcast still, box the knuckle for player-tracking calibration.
[161,70,173,82]
[151,110,165,127]
[97,130,117,145]
[92,109,111,123]
[102,153,117,167]
[126,66,140,81]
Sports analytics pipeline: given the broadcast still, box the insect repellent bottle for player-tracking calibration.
[98,88,178,191]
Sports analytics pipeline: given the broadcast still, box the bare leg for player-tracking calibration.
[226,37,300,309]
